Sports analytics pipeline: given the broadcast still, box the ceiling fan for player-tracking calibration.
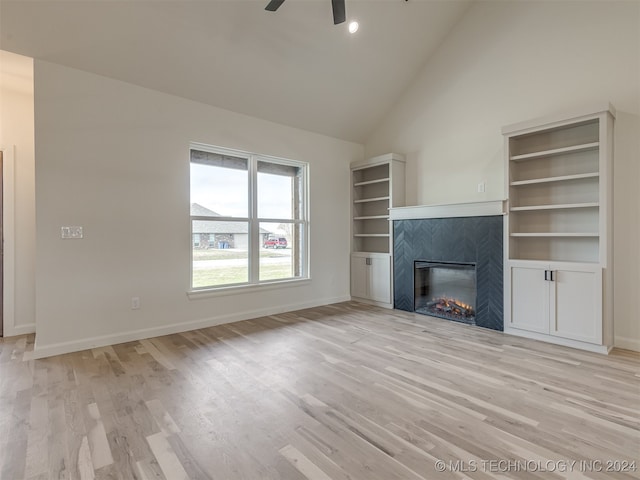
[265,0,346,25]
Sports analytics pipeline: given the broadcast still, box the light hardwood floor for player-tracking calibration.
[0,302,638,480]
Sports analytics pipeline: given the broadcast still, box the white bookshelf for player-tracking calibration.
[351,154,405,254]
[350,153,405,308]
[503,105,615,353]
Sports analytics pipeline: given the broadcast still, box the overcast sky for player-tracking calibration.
[190,163,293,219]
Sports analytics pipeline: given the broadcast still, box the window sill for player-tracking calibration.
[187,278,311,299]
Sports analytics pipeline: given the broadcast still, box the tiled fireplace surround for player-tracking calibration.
[393,214,504,331]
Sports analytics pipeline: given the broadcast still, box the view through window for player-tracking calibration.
[190,146,308,289]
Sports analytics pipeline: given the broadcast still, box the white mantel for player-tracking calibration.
[390,200,507,220]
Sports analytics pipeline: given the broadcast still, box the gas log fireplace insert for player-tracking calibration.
[414,261,477,325]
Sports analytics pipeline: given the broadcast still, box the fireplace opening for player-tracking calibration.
[414,261,477,325]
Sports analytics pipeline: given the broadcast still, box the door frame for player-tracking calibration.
[0,145,16,336]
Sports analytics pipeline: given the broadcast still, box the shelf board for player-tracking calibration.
[510,232,599,237]
[353,215,389,220]
[354,196,390,204]
[353,234,390,238]
[510,142,599,161]
[353,178,390,187]
[352,250,390,255]
[510,202,599,211]
[510,172,599,186]
[508,257,600,265]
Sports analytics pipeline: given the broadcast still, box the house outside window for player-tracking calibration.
[190,144,308,289]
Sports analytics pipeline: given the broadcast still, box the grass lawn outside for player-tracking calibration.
[193,248,289,261]
[192,248,294,288]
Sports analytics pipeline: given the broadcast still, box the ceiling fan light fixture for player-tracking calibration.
[265,0,346,26]
[348,21,359,34]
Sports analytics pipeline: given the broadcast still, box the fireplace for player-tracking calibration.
[414,261,477,325]
[394,215,503,331]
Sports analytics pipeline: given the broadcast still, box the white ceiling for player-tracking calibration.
[0,0,471,143]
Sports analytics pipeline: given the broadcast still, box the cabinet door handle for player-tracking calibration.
[544,270,549,281]
[550,270,555,282]
[366,258,371,266]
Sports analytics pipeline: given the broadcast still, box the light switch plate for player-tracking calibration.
[61,226,83,239]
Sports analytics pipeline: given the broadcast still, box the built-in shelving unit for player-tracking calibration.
[350,153,405,308]
[351,154,405,254]
[503,104,615,353]
[505,114,609,263]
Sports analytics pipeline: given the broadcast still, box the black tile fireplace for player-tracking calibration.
[394,215,503,331]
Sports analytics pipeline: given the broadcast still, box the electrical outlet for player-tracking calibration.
[61,226,83,239]
[477,182,486,193]
[131,297,140,310]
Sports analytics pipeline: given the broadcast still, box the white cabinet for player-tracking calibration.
[510,263,550,334]
[350,154,405,308]
[552,266,602,344]
[351,253,391,305]
[508,261,602,345]
[503,105,614,353]
[350,255,369,300]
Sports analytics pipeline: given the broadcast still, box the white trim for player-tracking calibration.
[187,277,311,299]
[614,336,640,353]
[1,146,17,337]
[504,326,611,354]
[501,102,616,135]
[390,200,507,220]
[189,142,309,291]
[31,295,350,359]
[7,323,35,336]
[350,153,405,170]
[350,297,393,309]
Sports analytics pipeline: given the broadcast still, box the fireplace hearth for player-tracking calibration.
[414,261,476,325]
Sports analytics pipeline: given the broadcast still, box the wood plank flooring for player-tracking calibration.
[0,301,638,480]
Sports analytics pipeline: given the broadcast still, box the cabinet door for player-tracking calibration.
[368,255,391,304]
[510,265,549,334]
[350,256,368,299]
[550,266,602,344]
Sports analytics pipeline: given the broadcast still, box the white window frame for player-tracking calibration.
[188,143,309,294]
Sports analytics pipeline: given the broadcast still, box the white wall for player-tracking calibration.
[33,60,362,357]
[0,50,36,335]
[365,1,640,350]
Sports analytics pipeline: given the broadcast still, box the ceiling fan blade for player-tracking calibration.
[265,0,285,12]
[331,0,346,24]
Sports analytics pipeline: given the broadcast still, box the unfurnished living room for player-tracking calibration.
[0,0,639,479]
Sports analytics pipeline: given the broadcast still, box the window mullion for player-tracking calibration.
[249,156,260,284]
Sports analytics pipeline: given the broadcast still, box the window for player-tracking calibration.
[190,144,308,290]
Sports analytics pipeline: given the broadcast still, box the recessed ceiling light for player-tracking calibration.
[348,21,359,34]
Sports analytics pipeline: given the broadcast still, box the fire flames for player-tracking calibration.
[427,297,474,318]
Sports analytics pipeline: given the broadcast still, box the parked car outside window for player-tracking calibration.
[263,237,288,249]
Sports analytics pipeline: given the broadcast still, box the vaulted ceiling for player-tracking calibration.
[0,0,471,143]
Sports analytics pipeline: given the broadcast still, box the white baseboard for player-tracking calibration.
[31,295,351,359]
[614,336,640,352]
[350,296,393,309]
[503,326,611,354]
[3,323,36,337]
